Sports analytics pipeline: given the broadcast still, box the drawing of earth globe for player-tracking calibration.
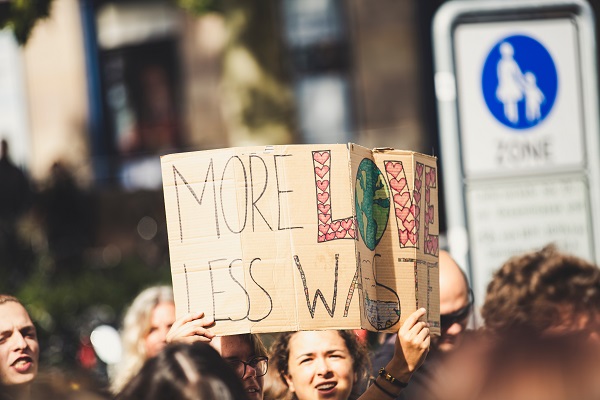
[355,159,390,250]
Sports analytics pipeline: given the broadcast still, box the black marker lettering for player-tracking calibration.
[173,161,219,241]
[248,258,273,322]
[208,258,228,321]
[220,156,248,234]
[274,154,302,231]
[249,155,273,231]
[294,254,338,318]
[343,259,360,317]
[183,263,190,314]
[228,258,250,321]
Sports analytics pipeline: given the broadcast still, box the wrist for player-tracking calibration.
[385,358,414,383]
[371,379,400,399]
[379,367,408,388]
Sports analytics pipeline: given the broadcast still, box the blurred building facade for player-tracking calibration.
[6,0,444,189]
[0,0,455,372]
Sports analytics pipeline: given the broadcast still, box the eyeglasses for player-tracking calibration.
[226,356,269,378]
[440,289,474,329]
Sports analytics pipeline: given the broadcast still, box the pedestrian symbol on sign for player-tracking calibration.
[482,35,558,130]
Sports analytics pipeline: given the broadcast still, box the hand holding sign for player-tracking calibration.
[393,307,431,379]
[167,311,215,344]
[358,308,431,400]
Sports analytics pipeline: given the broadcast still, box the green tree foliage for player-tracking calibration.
[176,0,218,15]
[0,0,217,46]
[0,0,54,44]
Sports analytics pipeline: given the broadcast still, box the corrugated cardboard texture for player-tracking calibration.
[161,144,439,335]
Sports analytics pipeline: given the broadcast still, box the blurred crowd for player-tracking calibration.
[2,119,600,400]
[2,242,600,400]
[0,139,94,288]
[2,0,600,398]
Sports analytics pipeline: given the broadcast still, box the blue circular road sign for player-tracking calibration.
[482,34,558,130]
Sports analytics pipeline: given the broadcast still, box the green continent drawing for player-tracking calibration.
[355,159,390,250]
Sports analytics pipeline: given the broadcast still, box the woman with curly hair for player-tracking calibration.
[426,245,600,400]
[270,309,430,400]
[482,244,600,337]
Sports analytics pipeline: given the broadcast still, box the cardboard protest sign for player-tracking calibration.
[161,143,440,335]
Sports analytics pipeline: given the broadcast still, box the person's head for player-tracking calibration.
[479,335,600,400]
[210,334,268,400]
[125,285,175,359]
[271,330,367,400]
[115,342,249,400]
[436,250,472,353]
[0,295,39,393]
[428,331,600,400]
[111,285,175,393]
[482,245,600,337]
[500,42,514,57]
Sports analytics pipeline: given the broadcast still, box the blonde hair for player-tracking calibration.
[110,285,174,393]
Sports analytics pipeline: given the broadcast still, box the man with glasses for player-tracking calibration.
[435,250,473,353]
[371,250,472,399]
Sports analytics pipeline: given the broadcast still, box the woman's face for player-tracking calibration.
[284,331,356,400]
[212,335,264,400]
[144,302,175,358]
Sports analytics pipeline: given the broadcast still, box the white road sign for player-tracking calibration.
[433,0,600,313]
[455,19,585,178]
[466,176,594,306]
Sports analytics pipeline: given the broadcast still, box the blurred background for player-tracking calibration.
[1,0,599,386]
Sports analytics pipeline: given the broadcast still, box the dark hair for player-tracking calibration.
[482,244,600,336]
[115,342,249,400]
[241,333,268,358]
[270,330,368,400]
